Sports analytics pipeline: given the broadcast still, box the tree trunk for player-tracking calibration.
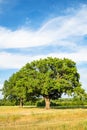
[44,96,50,109]
[20,98,23,107]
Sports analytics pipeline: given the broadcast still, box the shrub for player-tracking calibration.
[36,99,45,107]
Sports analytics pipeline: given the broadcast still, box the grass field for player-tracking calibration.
[0,106,87,130]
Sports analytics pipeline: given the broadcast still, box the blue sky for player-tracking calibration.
[0,0,87,98]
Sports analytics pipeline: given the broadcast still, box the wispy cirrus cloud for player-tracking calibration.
[0,5,87,49]
[0,5,87,68]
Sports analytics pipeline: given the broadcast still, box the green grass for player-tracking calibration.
[0,106,87,130]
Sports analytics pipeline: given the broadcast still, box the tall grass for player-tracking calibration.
[0,106,87,130]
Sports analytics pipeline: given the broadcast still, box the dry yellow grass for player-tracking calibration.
[0,106,87,130]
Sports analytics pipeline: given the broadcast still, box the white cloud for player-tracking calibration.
[0,45,87,69]
[48,47,87,63]
[0,5,87,49]
[0,84,3,89]
[0,52,29,69]
[0,52,45,69]
[0,84,3,99]
[77,67,87,91]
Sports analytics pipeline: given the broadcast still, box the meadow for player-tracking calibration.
[0,106,87,130]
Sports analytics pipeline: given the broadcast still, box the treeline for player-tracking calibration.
[2,57,86,109]
[0,97,87,108]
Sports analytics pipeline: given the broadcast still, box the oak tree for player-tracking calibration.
[3,57,83,109]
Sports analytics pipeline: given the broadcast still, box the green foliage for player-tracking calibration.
[30,57,81,99]
[0,99,17,106]
[24,101,35,106]
[36,99,45,107]
[2,57,85,107]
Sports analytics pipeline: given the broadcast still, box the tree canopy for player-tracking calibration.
[2,57,84,109]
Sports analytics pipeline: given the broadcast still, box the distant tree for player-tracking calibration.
[2,57,84,109]
[3,72,28,107]
[3,65,40,107]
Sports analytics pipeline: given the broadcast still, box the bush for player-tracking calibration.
[36,99,45,107]
[24,101,35,106]
[0,99,16,106]
[50,100,60,106]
